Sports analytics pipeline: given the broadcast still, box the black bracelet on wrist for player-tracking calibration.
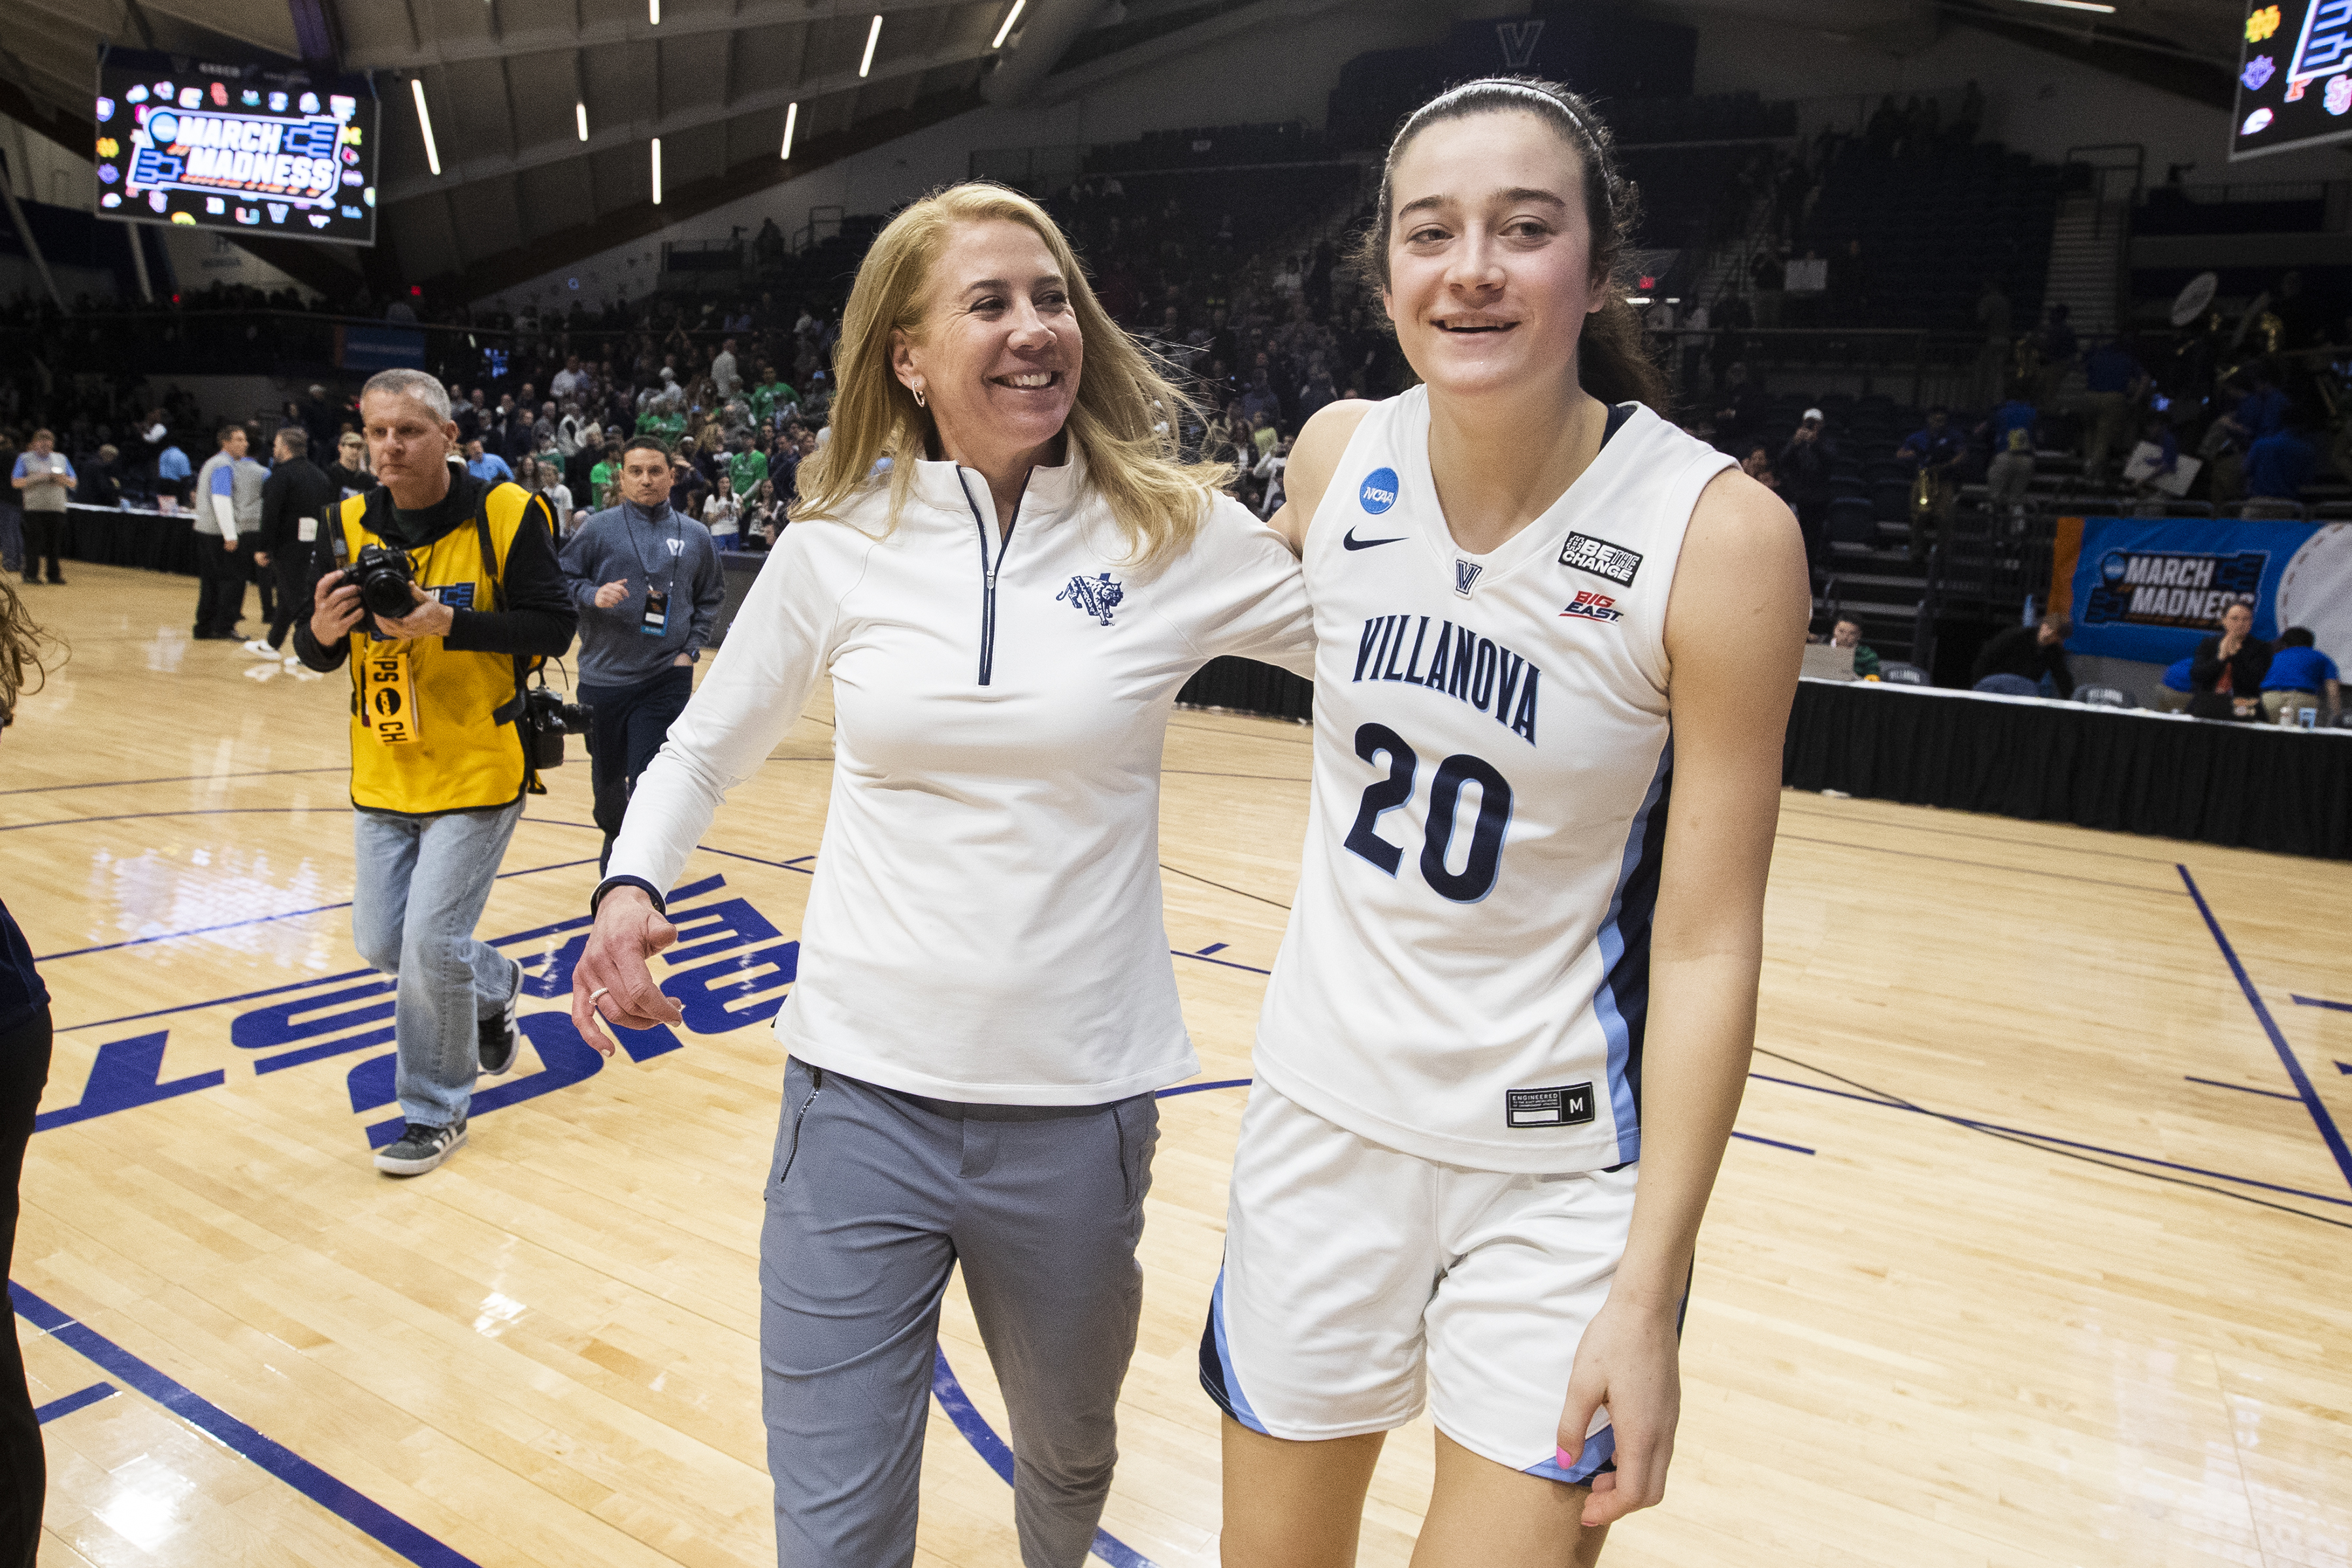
[591,875,666,917]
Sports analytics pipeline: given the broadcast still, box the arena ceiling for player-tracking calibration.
[0,0,2278,301]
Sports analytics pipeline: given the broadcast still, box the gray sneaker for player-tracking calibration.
[479,956,523,1075]
[375,1118,468,1176]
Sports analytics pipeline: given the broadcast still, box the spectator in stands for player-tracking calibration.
[1778,409,1834,570]
[1972,613,2075,698]
[2244,404,2317,502]
[2078,337,2146,485]
[1896,407,1965,561]
[702,473,741,547]
[464,438,514,485]
[1830,614,1881,679]
[711,337,742,401]
[1748,241,1784,328]
[2190,601,2271,718]
[2230,364,2287,440]
[2155,655,2196,713]
[1982,391,2037,525]
[2260,627,2341,723]
[10,431,73,587]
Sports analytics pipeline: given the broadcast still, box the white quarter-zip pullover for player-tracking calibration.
[605,453,1315,1103]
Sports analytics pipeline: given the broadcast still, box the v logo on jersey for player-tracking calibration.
[1454,561,1482,598]
[1344,526,1405,551]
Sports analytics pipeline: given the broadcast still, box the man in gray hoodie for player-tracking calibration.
[192,424,269,640]
[558,436,725,870]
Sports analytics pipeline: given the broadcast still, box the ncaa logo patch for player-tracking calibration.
[1359,467,1399,514]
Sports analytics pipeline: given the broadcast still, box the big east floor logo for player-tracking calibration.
[2084,548,2267,630]
[36,874,796,1149]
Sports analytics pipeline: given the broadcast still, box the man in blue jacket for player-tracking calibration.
[558,436,725,871]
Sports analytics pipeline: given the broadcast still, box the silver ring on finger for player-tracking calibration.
[589,987,611,1005]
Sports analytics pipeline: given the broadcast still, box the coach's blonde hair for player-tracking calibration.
[794,182,1224,566]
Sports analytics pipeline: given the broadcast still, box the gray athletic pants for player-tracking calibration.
[761,1058,1160,1568]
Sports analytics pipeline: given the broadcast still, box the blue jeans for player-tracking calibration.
[1972,674,2042,698]
[351,801,525,1128]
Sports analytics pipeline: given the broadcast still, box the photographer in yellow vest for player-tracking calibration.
[292,369,578,1176]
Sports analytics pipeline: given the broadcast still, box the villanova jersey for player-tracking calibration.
[1253,388,1734,1175]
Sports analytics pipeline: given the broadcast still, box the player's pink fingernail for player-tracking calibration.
[1557,1446,1575,1469]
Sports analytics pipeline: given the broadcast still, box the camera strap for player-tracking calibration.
[472,491,537,728]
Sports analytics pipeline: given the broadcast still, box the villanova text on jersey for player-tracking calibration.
[1352,612,1541,745]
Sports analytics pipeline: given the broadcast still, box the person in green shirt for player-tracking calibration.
[588,440,626,510]
[729,437,769,502]
[636,404,686,444]
[749,368,797,426]
[1831,614,1882,679]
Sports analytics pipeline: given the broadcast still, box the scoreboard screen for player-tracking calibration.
[2232,1,2352,159]
[93,46,379,246]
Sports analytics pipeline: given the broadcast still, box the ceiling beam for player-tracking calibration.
[441,84,982,301]
[348,0,966,71]
[382,35,984,205]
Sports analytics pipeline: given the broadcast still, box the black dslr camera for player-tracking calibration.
[350,542,419,621]
[521,685,593,770]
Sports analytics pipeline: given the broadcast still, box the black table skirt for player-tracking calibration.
[1784,679,2352,860]
[53,508,204,575]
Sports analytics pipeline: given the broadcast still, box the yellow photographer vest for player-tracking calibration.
[335,481,547,817]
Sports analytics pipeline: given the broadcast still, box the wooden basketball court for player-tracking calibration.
[9,562,2349,1567]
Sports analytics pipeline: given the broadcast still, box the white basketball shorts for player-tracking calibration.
[1200,1078,1640,1484]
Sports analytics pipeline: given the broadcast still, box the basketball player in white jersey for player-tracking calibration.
[1205,80,1808,1565]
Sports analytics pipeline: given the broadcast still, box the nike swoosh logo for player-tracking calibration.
[1344,527,1405,550]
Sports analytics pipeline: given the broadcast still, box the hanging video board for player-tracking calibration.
[93,46,379,245]
[2232,1,2352,159]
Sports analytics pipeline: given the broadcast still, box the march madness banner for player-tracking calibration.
[2048,516,2352,663]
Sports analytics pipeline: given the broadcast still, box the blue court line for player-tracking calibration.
[1748,1071,2352,1208]
[1731,1131,1815,1155]
[2293,994,2352,1013]
[1172,950,1273,976]
[0,766,349,796]
[2185,1075,2305,1102]
[34,1380,117,1423]
[2178,866,2352,1194]
[10,1282,482,1568]
[32,858,600,962]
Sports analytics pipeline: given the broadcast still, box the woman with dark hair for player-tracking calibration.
[1209,78,1807,1565]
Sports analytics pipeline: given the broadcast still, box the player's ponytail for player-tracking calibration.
[1349,76,1668,413]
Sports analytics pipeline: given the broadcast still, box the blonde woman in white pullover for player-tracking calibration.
[568,184,1313,1568]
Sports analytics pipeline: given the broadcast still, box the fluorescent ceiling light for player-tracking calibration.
[860,14,883,78]
[992,0,1026,48]
[410,79,440,176]
[576,102,589,141]
[781,101,799,160]
[649,0,661,22]
[651,138,662,204]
